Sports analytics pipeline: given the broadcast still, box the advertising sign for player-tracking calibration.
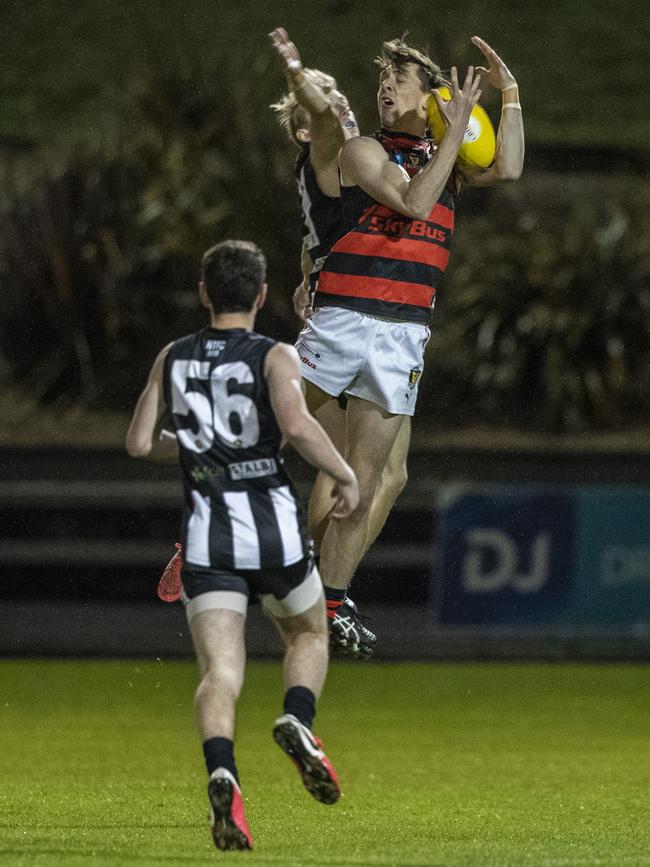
[436,485,650,627]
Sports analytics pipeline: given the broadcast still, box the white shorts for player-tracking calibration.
[295,307,430,416]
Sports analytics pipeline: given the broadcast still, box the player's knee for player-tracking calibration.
[295,623,329,662]
[296,613,328,641]
[385,461,408,500]
[306,610,329,640]
[196,663,240,701]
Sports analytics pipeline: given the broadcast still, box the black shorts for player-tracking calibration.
[182,557,322,621]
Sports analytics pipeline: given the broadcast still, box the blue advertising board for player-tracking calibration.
[572,487,650,624]
[436,485,650,627]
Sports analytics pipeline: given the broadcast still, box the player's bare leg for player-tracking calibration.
[191,608,246,740]
[303,378,334,415]
[309,401,408,655]
[302,381,373,653]
[320,399,407,654]
[309,399,347,551]
[364,415,410,549]
[272,593,329,703]
[310,404,409,553]
[321,401,406,585]
[271,592,340,804]
[189,607,252,850]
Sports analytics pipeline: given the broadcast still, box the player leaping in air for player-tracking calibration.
[126,240,358,851]
[291,35,524,645]
[269,27,413,659]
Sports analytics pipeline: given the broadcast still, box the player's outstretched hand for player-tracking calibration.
[268,27,303,76]
[330,474,359,519]
[431,65,482,132]
[293,280,313,321]
[471,36,516,92]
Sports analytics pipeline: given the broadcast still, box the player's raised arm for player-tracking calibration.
[264,342,359,518]
[458,37,524,187]
[268,26,359,171]
[125,344,173,458]
[269,27,331,116]
[340,66,481,220]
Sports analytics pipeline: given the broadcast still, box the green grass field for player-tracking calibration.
[1,660,648,866]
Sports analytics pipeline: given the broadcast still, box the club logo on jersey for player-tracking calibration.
[408,367,422,389]
[204,339,226,358]
[191,465,225,483]
[392,147,429,176]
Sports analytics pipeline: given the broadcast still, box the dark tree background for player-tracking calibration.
[1,0,649,434]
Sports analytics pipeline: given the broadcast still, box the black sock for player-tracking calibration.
[203,737,239,785]
[324,584,346,621]
[284,685,316,730]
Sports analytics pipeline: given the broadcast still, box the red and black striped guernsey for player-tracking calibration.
[315,129,455,324]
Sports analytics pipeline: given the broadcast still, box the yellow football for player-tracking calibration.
[427,86,496,169]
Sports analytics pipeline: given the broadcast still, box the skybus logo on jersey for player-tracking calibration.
[368,214,448,243]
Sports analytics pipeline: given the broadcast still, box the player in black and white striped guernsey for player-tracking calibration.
[126,240,358,852]
[165,323,309,574]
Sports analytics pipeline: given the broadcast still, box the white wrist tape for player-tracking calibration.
[501,83,518,93]
[501,102,522,110]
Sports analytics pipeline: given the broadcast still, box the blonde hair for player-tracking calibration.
[270,68,338,146]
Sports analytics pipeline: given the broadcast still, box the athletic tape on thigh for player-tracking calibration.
[184,590,248,621]
[261,566,322,618]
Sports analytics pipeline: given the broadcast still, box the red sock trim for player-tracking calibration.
[326,599,342,620]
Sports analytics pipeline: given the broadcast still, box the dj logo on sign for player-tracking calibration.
[462,528,551,593]
[438,490,573,625]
